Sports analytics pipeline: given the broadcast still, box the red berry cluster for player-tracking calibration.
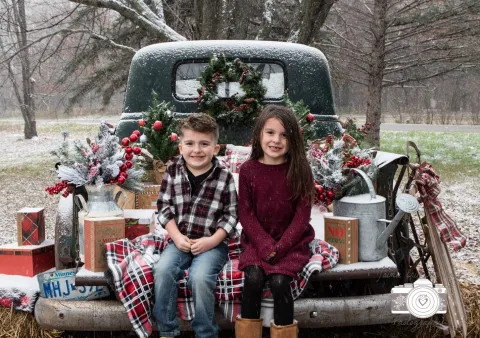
[358,122,372,135]
[315,184,335,206]
[233,103,249,112]
[343,155,371,168]
[118,130,144,185]
[45,181,70,197]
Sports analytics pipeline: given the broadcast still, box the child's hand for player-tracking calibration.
[173,234,191,253]
[190,237,215,255]
[266,252,276,261]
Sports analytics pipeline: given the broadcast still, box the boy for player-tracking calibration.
[153,113,238,338]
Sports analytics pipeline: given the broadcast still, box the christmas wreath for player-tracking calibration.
[196,55,266,125]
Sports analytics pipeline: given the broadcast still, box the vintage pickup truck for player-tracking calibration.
[34,41,467,337]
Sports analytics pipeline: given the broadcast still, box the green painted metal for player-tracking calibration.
[115,40,341,143]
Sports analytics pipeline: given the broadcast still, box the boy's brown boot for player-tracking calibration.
[270,320,298,338]
[235,316,263,338]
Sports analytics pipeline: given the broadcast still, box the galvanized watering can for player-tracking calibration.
[333,169,419,262]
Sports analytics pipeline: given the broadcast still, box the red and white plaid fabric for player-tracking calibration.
[220,145,251,174]
[414,162,467,251]
[106,232,339,338]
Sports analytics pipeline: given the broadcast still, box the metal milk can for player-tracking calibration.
[333,169,419,262]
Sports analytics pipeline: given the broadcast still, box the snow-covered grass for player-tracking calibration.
[380,131,480,181]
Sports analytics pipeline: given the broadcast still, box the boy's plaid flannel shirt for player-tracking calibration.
[157,156,238,239]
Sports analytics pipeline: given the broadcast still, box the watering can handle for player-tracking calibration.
[350,168,376,200]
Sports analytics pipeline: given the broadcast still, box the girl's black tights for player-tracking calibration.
[241,265,294,325]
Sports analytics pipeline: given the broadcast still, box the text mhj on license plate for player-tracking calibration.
[37,269,110,300]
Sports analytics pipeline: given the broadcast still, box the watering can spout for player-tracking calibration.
[375,193,419,249]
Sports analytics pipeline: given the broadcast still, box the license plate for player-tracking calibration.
[37,269,110,300]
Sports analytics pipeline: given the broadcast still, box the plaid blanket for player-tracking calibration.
[415,162,467,251]
[106,232,339,338]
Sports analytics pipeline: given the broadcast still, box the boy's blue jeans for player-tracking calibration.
[152,241,228,338]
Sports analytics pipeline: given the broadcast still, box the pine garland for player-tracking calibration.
[141,91,179,164]
[284,93,316,148]
[196,55,266,125]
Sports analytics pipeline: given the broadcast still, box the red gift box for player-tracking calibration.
[16,207,45,246]
[0,239,55,277]
[123,209,156,240]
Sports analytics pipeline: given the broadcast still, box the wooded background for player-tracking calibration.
[1,0,479,144]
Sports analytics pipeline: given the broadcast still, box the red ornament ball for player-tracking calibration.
[125,153,133,161]
[133,130,141,137]
[121,138,130,147]
[120,164,127,172]
[133,147,141,155]
[125,161,133,169]
[125,146,133,154]
[129,134,138,142]
[138,119,145,127]
[327,190,334,199]
[117,176,126,184]
[153,121,163,131]
[120,172,129,180]
[306,113,314,123]
[170,133,178,142]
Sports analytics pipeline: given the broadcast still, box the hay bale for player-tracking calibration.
[0,306,62,338]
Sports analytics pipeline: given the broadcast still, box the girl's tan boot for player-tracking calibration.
[234,316,263,338]
[270,320,298,338]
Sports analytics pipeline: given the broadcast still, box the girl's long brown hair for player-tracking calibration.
[250,105,315,203]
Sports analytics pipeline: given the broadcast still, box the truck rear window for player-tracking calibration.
[175,62,285,100]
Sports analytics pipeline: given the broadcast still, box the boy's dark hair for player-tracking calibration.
[250,105,315,203]
[179,113,219,142]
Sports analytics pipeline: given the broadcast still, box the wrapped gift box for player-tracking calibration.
[84,217,125,272]
[0,239,55,277]
[135,184,161,210]
[124,209,155,240]
[16,207,45,246]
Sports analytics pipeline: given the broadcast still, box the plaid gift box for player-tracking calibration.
[124,209,155,240]
[16,207,45,246]
[0,239,55,277]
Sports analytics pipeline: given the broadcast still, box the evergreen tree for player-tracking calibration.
[142,92,179,163]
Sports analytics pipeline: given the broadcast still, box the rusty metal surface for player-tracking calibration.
[35,294,414,331]
[423,216,468,338]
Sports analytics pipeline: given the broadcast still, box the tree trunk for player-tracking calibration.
[256,0,274,40]
[289,0,336,44]
[193,0,203,39]
[12,0,37,139]
[229,0,251,39]
[365,0,387,147]
[200,0,223,39]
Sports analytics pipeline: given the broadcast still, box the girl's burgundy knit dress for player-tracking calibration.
[238,160,315,279]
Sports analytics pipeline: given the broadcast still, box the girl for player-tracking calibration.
[235,105,315,338]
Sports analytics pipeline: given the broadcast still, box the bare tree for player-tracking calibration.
[0,0,37,138]
[320,0,480,146]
